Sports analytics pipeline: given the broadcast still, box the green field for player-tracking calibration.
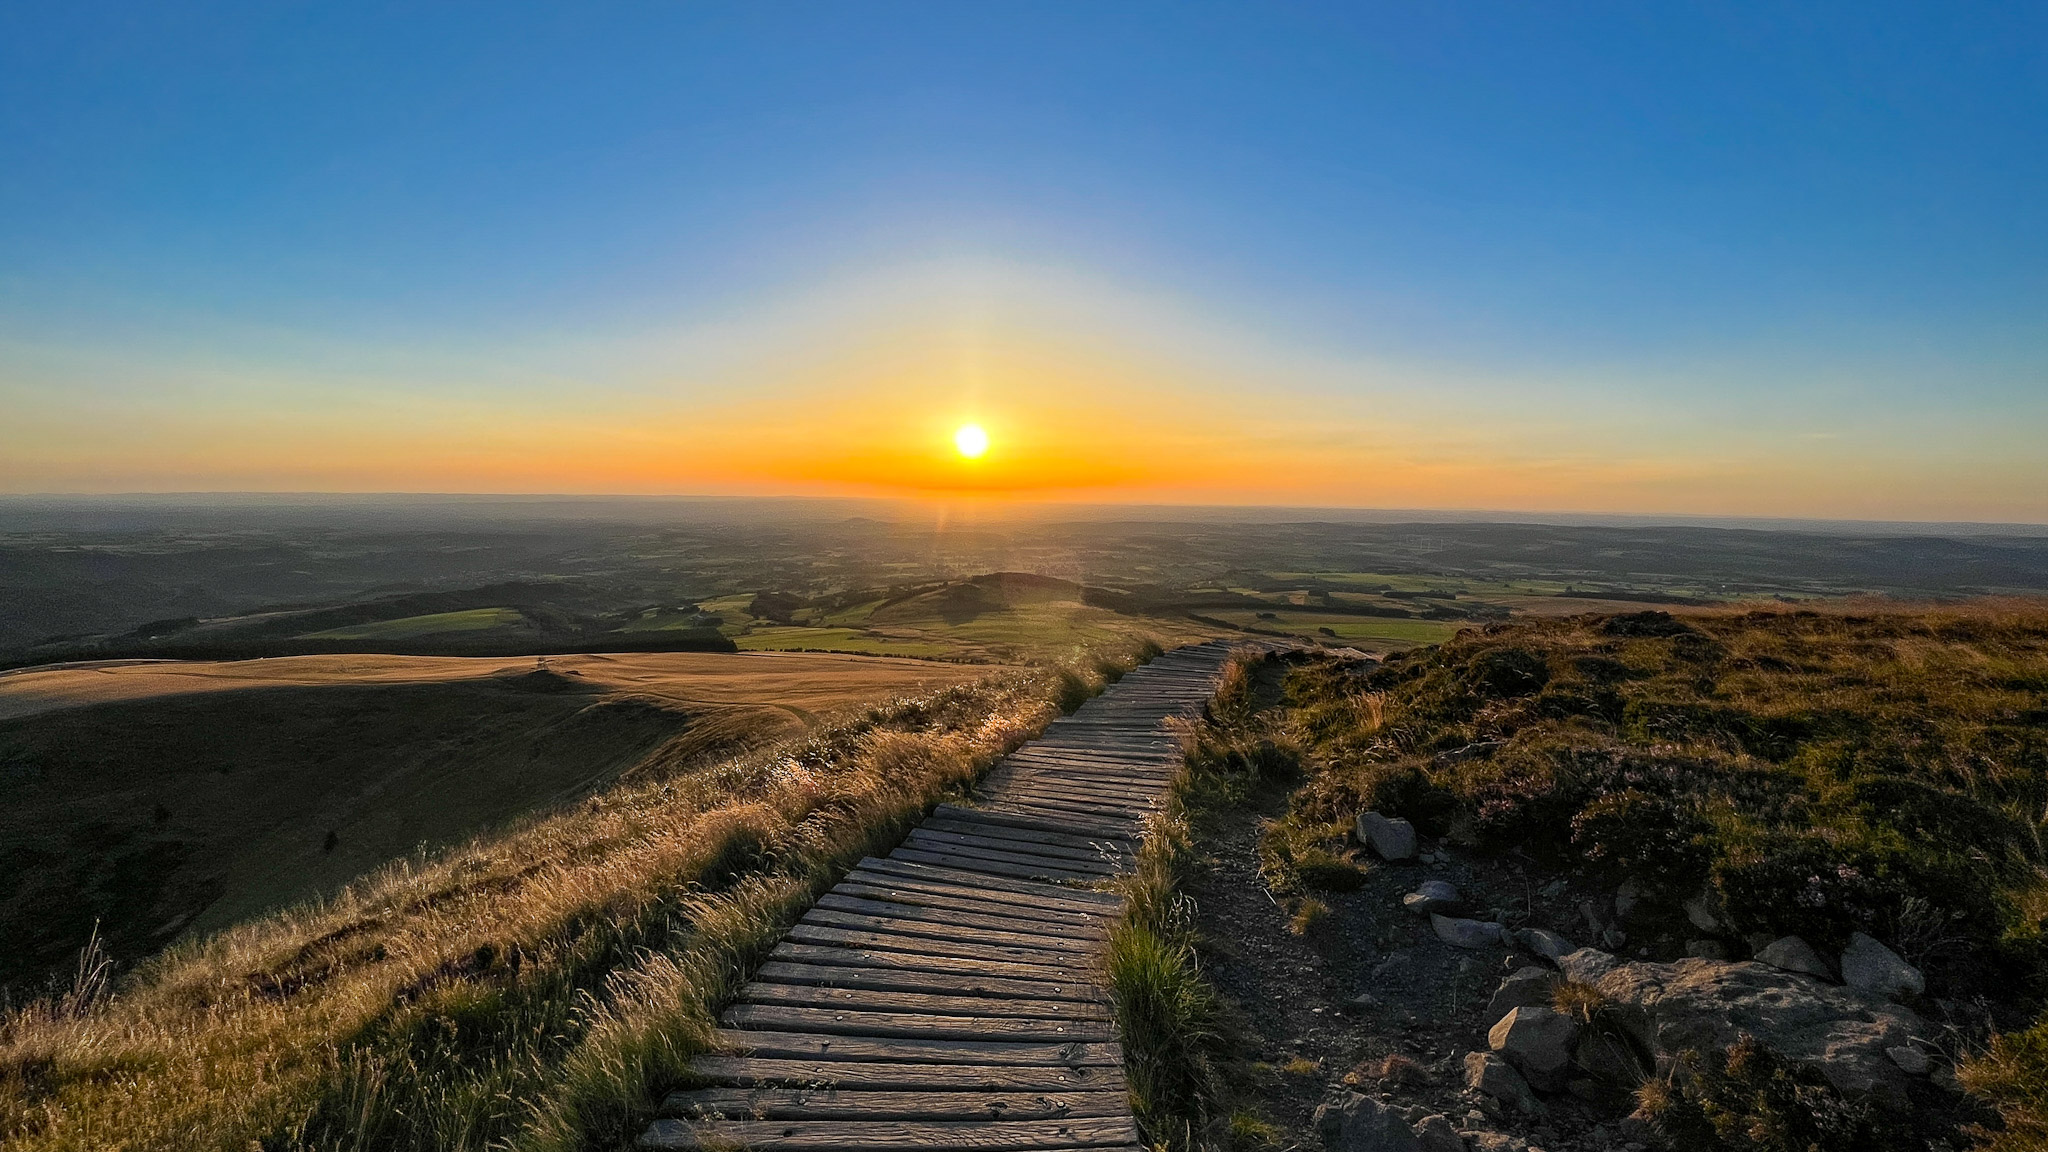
[303,606,528,640]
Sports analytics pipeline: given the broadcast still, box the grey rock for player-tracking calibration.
[1683,894,1722,932]
[1888,1045,1930,1075]
[1613,880,1641,920]
[1432,914,1504,949]
[1461,1133,1529,1152]
[1556,947,1621,984]
[1841,932,1924,1001]
[1487,966,1559,1020]
[1588,955,1929,1109]
[1373,950,1418,983]
[1313,1092,1422,1152]
[1579,900,1607,934]
[1600,926,1628,950]
[1517,928,1575,965]
[1357,811,1419,861]
[1404,880,1463,916]
[1488,1005,1580,1092]
[1414,1114,1466,1152]
[1463,1051,1542,1113]
[1685,939,1730,960]
[1756,935,1834,981]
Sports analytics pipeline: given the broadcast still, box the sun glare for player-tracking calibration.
[953,423,989,459]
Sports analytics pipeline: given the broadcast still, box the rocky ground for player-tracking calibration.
[1188,788,1979,1151]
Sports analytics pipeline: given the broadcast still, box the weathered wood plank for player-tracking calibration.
[750,961,1102,1003]
[831,879,1112,928]
[681,1056,1124,1092]
[854,857,1122,905]
[796,908,1099,955]
[707,1029,1125,1066]
[929,805,1137,844]
[640,1115,1140,1151]
[917,818,1138,857]
[663,1087,1129,1121]
[783,924,1089,968]
[887,847,1109,884]
[720,1004,1114,1042]
[768,943,1087,984]
[813,894,1106,945]
[903,829,1127,871]
[738,981,1109,1020]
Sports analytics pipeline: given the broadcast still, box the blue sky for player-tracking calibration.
[3,2,2045,517]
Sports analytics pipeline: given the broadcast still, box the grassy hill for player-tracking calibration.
[0,651,990,1000]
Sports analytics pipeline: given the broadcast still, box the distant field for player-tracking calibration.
[302,606,528,639]
[1200,608,1462,649]
[0,650,989,993]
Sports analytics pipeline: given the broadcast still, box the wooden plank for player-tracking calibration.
[738,981,1109,1020]
[706,1029,1124,1066]
[720,1004,1114,1042]
[814,895,1107,945]
[784,924,1090,968]
[751,961,1102,1003]
[855,857,1121,905]
[681,1056,1124,1093]
[918,818,1140,857]
[888,846,1112,884]
[797,908,1099,955]
[641,1115,1139,1150]
[837,876,1114,924]
[904,829,1128,870]
[663,1087,1129,1121]
[769,943,1087,985]
[974,791,1148,819]
[930,805,1137,844]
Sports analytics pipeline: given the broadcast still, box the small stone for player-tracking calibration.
[1433,914,1504,950]
[1488,1006,1580,1092]
[1685,939,1729,960]
[1600,926,1628,950]
[1517,928,1575,964]
[1357,811,1420,861]
[1313,1091,1423,1152]
[1683,894,1722,932]
[1614,880,1641,920]
[1841,932,1924,1001]
[1887,1045,1931,1075]
[1463,1051,1542,1113]
[1579,900,1606,934]
[1373,951,1418,983]
[1405,880,1463,916]
[1756,935,1834,981]
[1462,1133,1529,1152]
[1413,1114,1466,1152]
[1487,967,1558,1020]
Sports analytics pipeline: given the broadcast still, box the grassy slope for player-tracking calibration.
[0,647,1158,1152]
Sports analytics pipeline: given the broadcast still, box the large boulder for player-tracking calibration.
[1313,1092,1422,1152]
[1756,935,1833,981]
[1516,928,1575,965]
[1412,1114,1467,1152]
[1432,914,1504,949]
[1487,967,1558,1020]
[1587,955,1927,1108]
[1840,932,1924,1001]
[1488,1006,1580,1092]
[1463,1051,1541,1114]
[1357,811,1419,861]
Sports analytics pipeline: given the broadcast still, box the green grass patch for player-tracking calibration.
[303,607,528,640]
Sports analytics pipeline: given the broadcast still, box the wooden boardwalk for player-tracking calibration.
[641,641,1237,1151]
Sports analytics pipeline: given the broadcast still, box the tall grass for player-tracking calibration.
[0,650,1152,1152]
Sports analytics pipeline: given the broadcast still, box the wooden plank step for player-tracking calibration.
[750,961,1102,1003]
[784,924,1086,968]
[929,806,1137,844]
[681,1056,1124,1092]
[814,894,1107,944]
[662,1086,1130,1121]
[904,829,1128,870]
[769,943,1088,985]
[855,857,1121,905]
[738,981,1109,1021]
[888,847,1111,884]
[797,908,1098,955]
[918,818,1139,857]
[640,1115,1139,1150]
[836,876,1115,924]
[706,1029,1125,1066]
[720,1004,1114,1042]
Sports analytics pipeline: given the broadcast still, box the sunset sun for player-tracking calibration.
[953,423,989,459]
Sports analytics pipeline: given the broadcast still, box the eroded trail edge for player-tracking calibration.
[640,641,1237,1151]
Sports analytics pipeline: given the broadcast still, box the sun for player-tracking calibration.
[953,423,989,459]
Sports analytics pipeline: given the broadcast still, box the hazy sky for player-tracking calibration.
[3,3,2045,519]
